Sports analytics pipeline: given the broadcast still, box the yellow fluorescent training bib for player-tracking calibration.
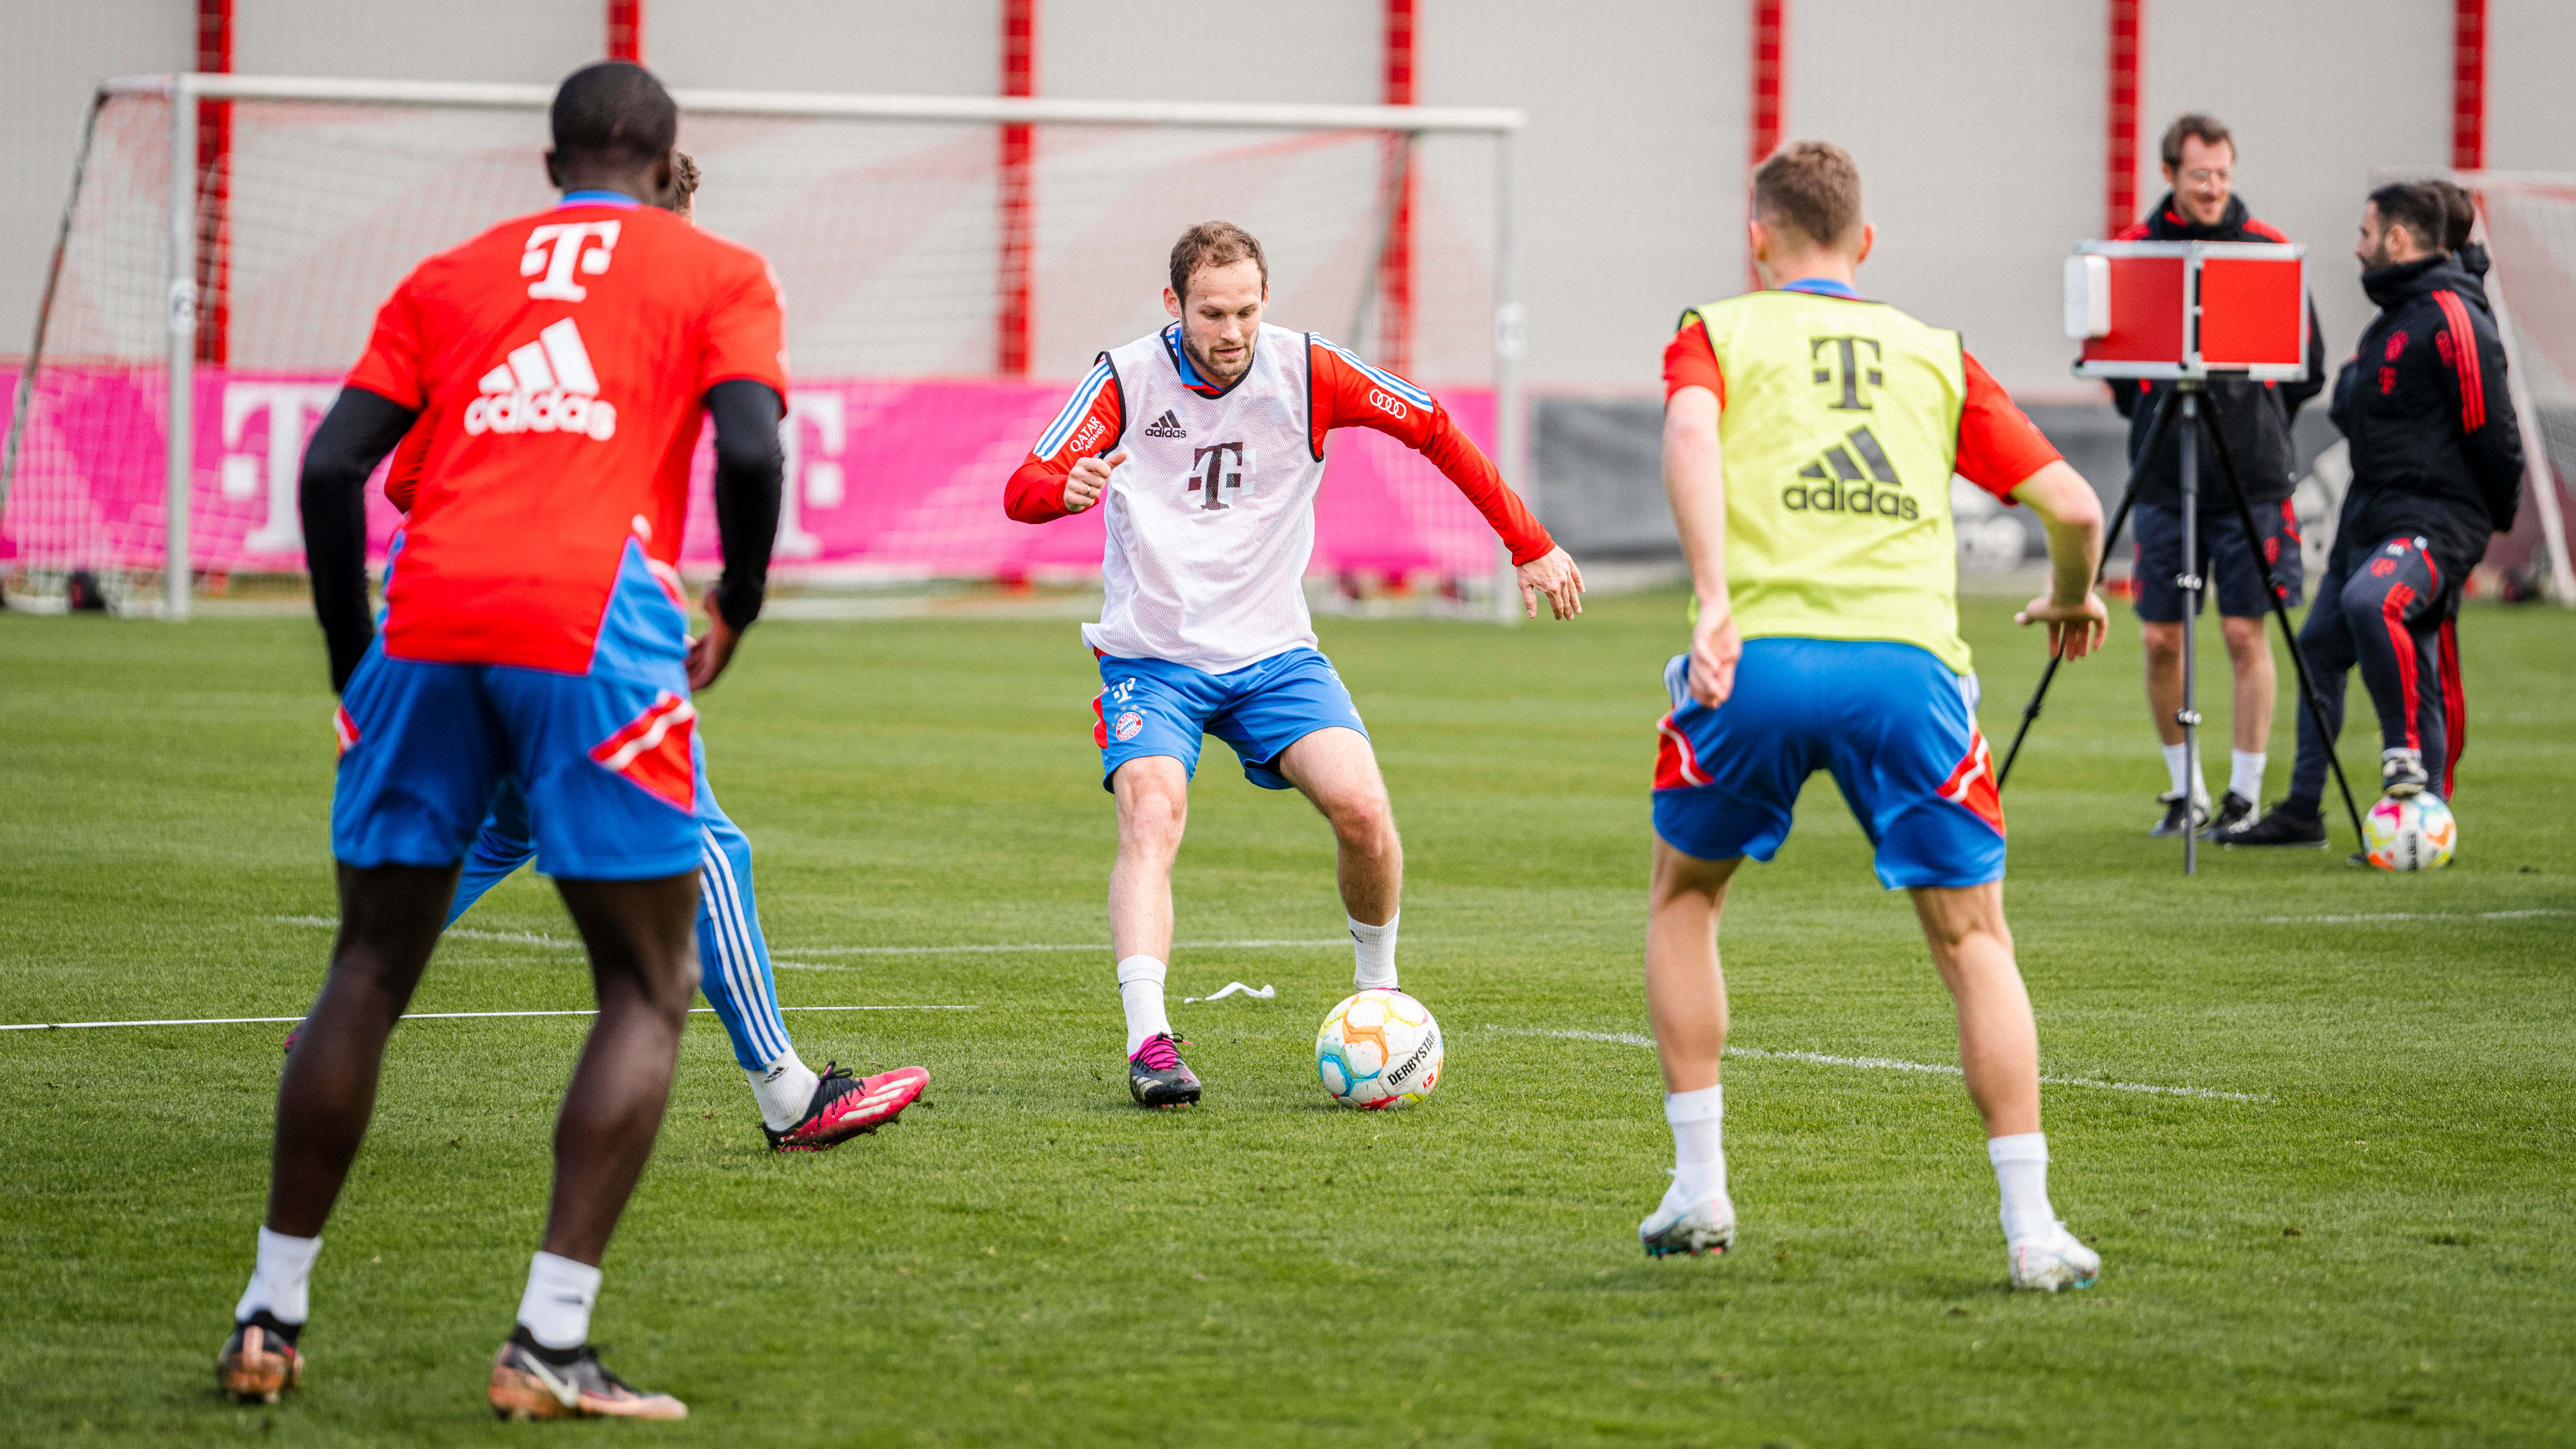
[1685,290,1975,673]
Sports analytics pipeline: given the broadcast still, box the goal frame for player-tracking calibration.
[3,73,1530,620]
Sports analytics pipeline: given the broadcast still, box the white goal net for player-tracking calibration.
[2464,173,2576,603]
[1,76,1522,616]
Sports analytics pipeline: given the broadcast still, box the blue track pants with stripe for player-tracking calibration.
[446,747,796,1073]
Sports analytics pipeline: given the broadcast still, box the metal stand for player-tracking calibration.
[1995,381,2368,867]
[2177,390,2203,874]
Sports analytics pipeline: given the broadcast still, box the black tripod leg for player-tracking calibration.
[2191,399,2369,850]
[1995,389,2175,794]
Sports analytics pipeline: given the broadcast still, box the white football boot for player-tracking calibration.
[1640,1175,1737,1258]
[2007,1220,2100,1292]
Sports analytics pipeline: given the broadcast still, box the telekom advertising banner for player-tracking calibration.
[0,367,1502,582]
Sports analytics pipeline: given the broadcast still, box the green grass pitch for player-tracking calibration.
[3,591,2571,1446]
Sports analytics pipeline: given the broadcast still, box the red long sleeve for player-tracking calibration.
[1308,339,1554,565]
[1006,358,1123,524]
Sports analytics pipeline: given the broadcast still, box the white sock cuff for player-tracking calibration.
[258,1225,323,1267]
[1664,1084,1724,1125]
[1987,1131,2048,1167]
[519,1252,604,1351]
[1347,910,1398,937]
[1115,955,1166,987]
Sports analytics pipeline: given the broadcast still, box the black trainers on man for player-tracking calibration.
[2217,800,2328,848]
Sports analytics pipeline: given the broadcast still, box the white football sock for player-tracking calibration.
[2229,749,2267,804]
[1664,1084,1726,1204]
[517,1251,603,1351]
[1116,955,1170,1057]
[233,1226,322,1325]
[2160,743,2207,803]
[747,1052,820,1133]
[1988,1132,2056,1243]
[1349,910,1399,991]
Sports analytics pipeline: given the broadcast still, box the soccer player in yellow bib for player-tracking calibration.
[1639,142,2112,1291]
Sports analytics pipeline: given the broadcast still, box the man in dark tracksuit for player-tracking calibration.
[2111,118,2328,837]
[2226,183,2522,847]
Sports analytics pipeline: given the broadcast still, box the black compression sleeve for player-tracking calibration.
[298,387,417,693]
[706,379,785,632]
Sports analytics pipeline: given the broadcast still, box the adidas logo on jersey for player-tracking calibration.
[463,318,618,442]
[1141,410,1188,439]
[1784,424,1917,520]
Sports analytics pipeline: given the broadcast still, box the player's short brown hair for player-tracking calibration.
[1168,221,1268,304]
[2160,113,2233,169]
[1751,142,1863,253]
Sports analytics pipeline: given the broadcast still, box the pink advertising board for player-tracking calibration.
[0,367,1502,581]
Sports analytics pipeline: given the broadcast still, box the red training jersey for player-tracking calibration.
[346,198,787,673]
[1003,336,1555,565]
[1662,312,2061,500]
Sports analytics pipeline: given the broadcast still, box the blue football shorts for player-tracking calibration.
[1093,647,1368,791]
[1650,637,2006,890]
[330,539,703,881]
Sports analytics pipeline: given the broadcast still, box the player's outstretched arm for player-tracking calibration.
[691,379,785,690]
[297,387,417,693]
[1308,339,1582,619]
[2008,460,2108,660]
[1663,383,1737,707]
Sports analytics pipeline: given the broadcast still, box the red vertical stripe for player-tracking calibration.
[195,0,231,366]
[2437,619,2465,797]
[2452,0,2485,172]
[1379,0,1415,377]
[2383,582,2423,754]
[1747,0,1785,289]
[2105,0,2142,239]
[2431,291,2486,431]
[607,0,642,62]
[998,0,1037,377]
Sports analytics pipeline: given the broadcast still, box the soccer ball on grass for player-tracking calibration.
[1316,988,1443,1109]
[2364,794,2456,871]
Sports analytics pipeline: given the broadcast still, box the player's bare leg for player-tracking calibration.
[1910,882,2096,1291]
[1108,756,1199,1104]
[1638,839,1739,1257]
[223,863,456,1402]
[486,871,699,1422]
[1276,727,1404,990]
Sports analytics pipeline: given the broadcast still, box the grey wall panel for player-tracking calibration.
[232,0,596,83]
[1421,0,1744,392]
[0,0,191,358]
[1785,0,2099,402]
[1041,0,1376,105]
[2140,0,2450,373]
[2487,0,2576,173]
[651,0,996,95]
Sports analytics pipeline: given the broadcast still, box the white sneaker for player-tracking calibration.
[1640,1180,1737,1258]
[2008,1220,2100,1292]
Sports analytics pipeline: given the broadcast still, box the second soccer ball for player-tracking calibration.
[2364,794,2457,871]
[1316,989,1443,1110]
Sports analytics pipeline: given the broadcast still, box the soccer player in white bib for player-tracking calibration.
[1006,222,1583,1106]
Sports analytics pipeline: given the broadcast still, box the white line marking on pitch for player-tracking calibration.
[2261,908,2571,923]
[274,917,1340,958]
[1,1005,976,1033]
[1486,1026,2270,1102]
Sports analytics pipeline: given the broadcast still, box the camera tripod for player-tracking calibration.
[1994,380,2368,873]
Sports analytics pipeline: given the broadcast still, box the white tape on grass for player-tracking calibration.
[1486,1026,2269,1102]
[2,1005,975,1033]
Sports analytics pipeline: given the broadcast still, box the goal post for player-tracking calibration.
[2458,172,2576,605]
[0,73,1527,618]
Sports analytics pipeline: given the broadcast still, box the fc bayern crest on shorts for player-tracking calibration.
[1113,710,1145,742]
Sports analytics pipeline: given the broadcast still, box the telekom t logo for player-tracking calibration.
[1190,441,1251,511]
[222,382,340,555]
[521,221,622,301]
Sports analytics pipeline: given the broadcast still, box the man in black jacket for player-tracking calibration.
[2110,114,2327,837]
[2225,182,2522,847]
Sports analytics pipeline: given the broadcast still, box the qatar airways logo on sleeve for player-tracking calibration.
[465,318,617,441]
[521,221,620,301]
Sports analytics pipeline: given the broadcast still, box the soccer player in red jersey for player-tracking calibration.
[218,64,784,1420]
[1004,222,1583,1107]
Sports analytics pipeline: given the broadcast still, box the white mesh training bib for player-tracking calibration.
[1081,322,1330,673]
